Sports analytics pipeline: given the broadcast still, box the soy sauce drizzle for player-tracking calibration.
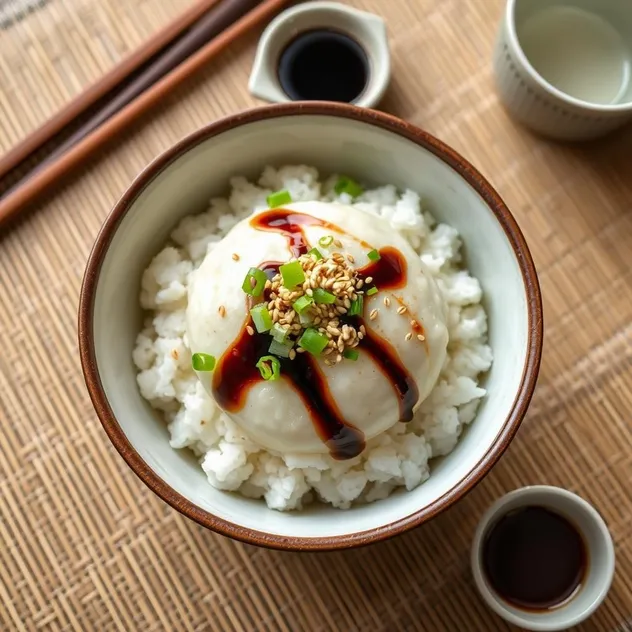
[212,209,420,460]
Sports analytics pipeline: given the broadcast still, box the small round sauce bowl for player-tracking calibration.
[471,486,615,631]
[249,1,390,109]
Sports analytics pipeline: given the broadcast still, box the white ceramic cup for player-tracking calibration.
[493,0,632,140]
[471,486,616,631]
[249,1,390,109]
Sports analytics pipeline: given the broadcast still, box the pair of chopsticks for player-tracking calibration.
[0,0,289,228]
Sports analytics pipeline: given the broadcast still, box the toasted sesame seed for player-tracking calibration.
[417,334,426,341]
[369,309,378,320]
[358,332,364,340]
[333,239,343,248]
[289,349,296,360]
[246,326,255,336]
[171,349,179,360]
[356,279,364,289]
[218,305,226,318]
[232,253,240,261]
[360,325,366,334]
[297,347,305,353]
[397,305,407,315]
[384,297,391,307]
[365,276,373,284]
[405,332,413,341]
[347,254,355,264]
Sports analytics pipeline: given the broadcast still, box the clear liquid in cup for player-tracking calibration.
[517,6,631,105]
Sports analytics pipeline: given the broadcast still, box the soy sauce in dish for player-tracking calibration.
[211,209,420,460]
[278,29,369,103]
[483,506,587,610]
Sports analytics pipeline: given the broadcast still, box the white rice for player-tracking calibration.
[133,165,493,511]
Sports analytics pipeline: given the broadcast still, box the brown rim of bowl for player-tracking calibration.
[78,101,543,552]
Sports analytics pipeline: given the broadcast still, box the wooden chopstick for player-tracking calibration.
[0,0,223,180]
[0,0,289,228]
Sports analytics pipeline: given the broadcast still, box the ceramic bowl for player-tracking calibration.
[79,102,543,551]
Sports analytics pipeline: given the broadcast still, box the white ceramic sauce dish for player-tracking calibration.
[79,102,542,550]
[471,486,615,630]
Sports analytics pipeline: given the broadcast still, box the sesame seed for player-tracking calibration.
[417,334,426,341]
[289,349,296,360]
[358,332,364,340]
[232,253,240,261]
[360,325,366,335]
[336,354,343,363]
[334,239,343,247]
[369,309,378,320]
[246,325,255,336]
[171,349,179,360]
[325,359,334,367]
[405,332,413,341]
[218,305,226,318]
[397,306,407,315]
[306,288,313,296]
[347,254,355,264]
[410,319,418,328]
[356,279,364,289]
[297,347,305,353]
[384,297,391,307]
[365,276,373,284]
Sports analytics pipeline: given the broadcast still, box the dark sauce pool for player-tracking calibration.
[211,209,421,460]
[483,506,587,610]
[278,29,370,103]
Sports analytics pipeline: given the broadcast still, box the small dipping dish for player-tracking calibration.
[249,1,390,109]
[471,486,615,631]
[494,0,632,140]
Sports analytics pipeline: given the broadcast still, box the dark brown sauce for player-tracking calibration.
[483,506,587,611]
[277,29,369,103]
[212,209,420,459]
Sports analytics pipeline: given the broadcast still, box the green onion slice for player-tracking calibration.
[293,295,314,314]
[367,249,380,262]
[271,322,290,343]
[256,355,281,381]
[299,312,313,326]
[192,353,216,372]
[250,304,273,333]
[298,328,329,356]
[367,287,378,296]
[334,175,364,198]
[348,295,364,317]
[343,348,359,361]
[313,288,336,304]
[269,338,293,358]
[308,247,323,260]
[266,189,292,208]
[242,267,267,296]
[280,261,305,288]
[318,235,334,248]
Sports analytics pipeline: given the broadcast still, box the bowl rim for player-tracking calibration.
[78,101,543,551]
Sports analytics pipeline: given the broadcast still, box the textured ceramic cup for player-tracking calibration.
[494,0,632,141]
[472,486,616,631]
[79,102,542,551]
[249,1,390,108]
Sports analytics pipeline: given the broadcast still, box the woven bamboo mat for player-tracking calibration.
[1,0,632,629]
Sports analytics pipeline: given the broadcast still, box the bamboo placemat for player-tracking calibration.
[2,0,632,630]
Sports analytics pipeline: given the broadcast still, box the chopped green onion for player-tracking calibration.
[348,295,364,317]
[334,176,364,198]
[192,353,216,372]
[308,247,323,260]
[267,189,292,208]
[343,349,359,361]
[250,304,273,333]
[293,295,314,314]
[298,328,329,356]
[318,235,334,248]
[299,312,313,326]
[242,267,267,296]
[279,261,305,288]
[256,355,281,380]
[367,287,378,296]
[367,249,380,262]
[313,288,336,304]
[269,338,293,358]
[271,322,290,343]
